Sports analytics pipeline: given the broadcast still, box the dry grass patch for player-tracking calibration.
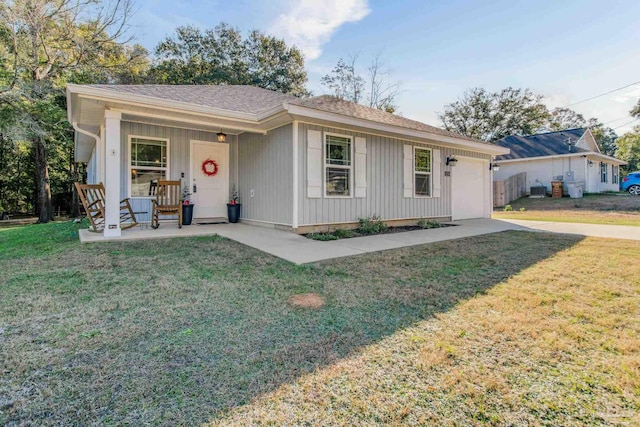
[288,293,325,308]
[493,193,640,226]
[212,237,640,426]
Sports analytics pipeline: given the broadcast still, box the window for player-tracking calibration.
[600,162,607,183]
[325,134,352,196]
[612,165,619,184]
[130,137,169,197]
[414,147,431,197]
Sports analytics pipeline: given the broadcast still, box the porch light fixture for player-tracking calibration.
[588,160,594,167]
[216,131,227,143]
[445,155,458,167]
[490,163,500,171]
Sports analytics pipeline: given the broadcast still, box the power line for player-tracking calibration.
[562,80,640,108]
[612,118,639,130]
[602,116,634,126]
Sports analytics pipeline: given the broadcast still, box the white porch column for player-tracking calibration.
[103,110,122,237]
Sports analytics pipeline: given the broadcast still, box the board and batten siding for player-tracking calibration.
[297,122,491,226]
[237,124,293,225]
[118,121,236,223]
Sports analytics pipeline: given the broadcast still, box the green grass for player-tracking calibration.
[493,193,640,226]
[1,222,639,425]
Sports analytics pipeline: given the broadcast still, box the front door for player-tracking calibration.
[190,141,229,219]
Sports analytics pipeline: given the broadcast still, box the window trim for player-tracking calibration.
[128,135,170,199]
[323,132,354,198]
[413,145,433,198]
[600,161,608,183]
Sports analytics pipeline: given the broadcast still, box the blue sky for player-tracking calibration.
[129,0,640,134]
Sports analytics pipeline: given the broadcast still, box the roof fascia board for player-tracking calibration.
[118,108,268,135]
[499,151,627,165]
[69,84,262,123]
[285,104,509,155]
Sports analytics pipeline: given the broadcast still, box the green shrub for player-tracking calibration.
[519,207,526,212]
[307,232,339,241]
[333,228,356,239]
[417,219,442,229]
[503,205,513,212]
[357,215,388,235]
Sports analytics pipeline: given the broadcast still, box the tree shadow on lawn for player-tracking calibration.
[0,230,583,425]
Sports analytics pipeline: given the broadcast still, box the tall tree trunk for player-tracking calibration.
[34,137,53,223]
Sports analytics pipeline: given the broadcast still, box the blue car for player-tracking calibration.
[621,171,640,195]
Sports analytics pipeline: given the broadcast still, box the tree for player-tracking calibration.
[321,54,401,113]
[546,107,586,131]
[439,87,549,142]
[616,126,640,172]
[148,24,309,97]
[0,0,136,222]
[631,99,640,118]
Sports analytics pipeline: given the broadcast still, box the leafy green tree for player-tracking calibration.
[439,87,549,142]
[0,0,137,221]
[148,24,309,97]
[616,126,640,172]
[545,109,618,156]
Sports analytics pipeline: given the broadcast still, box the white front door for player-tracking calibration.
[190,141,229,219]
[452,157,489,220]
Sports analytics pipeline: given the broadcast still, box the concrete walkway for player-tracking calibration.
[204,218,525,264]
[79,218,639,264]
[496,219,640,241]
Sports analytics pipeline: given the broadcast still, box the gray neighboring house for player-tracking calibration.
[493,128,626,194]
[66,84,508,237]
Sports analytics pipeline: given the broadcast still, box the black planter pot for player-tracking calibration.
[227,203,241,223]
[182,203,194,225]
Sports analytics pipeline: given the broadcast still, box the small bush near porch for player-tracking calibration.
[0,222,638,425]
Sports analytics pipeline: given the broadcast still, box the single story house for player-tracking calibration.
[492,128,626,194]
[66,84,508,237]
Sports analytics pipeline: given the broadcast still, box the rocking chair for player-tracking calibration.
[74,182,138,232]
[151,180,182,229]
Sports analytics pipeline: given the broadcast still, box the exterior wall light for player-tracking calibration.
[217,131,227,143]
[588,160,594,167]
[490,163,500,171]
[446,155,458,166]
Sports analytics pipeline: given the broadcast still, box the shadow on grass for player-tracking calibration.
[0,229,583,425]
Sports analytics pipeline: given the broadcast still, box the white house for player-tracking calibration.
[492,128,626,194]
[66,84,509,237]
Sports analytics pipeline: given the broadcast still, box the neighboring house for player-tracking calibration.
[66,84,508,237]
[493,128,626,195]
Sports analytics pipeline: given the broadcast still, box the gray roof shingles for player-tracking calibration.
[86,85,483,143]
[495,128,588,160]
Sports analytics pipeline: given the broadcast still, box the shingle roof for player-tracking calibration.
[288,95,480,142]
[495,128,588,160]
[87,84,297,115]
[84,85,483,143]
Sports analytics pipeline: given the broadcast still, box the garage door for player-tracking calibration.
[451,158,488,220]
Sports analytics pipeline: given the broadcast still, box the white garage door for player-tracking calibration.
[451,158,488,220]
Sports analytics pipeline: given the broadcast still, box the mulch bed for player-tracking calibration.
[304,223,456,241]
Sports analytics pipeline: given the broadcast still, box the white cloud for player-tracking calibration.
[269,0,370,61]
[613,85,640,103]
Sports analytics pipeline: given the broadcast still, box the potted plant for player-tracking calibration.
[182,185,194,225]
[227,185,241,223]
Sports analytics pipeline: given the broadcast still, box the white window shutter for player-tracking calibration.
[403,144,413,198]
[307,130,322,198]
[432,148,441,198]
[355,137,366,198]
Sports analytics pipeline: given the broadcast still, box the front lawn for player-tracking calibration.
[493,193,640,226]
[1,222,639,425]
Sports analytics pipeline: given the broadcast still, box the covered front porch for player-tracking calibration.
[67,85,293,238]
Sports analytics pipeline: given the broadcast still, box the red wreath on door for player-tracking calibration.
[201,159,219,177]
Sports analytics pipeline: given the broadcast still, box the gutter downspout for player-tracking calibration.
[72,122,101,183]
